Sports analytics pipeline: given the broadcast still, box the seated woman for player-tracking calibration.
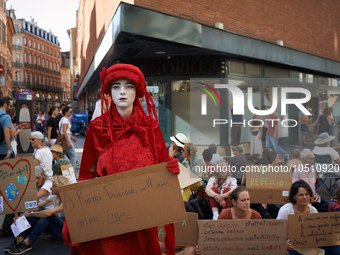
[205,161,237,220]
[218,186,262,219]
[50,144,70,176]
[277,180,324,255]
[182,143,208,202]
[7,175,71,255]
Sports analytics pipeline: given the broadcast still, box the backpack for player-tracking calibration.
[0,113,7,144]
[188,191,211,219]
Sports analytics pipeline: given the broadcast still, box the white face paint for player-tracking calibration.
[111,79,136,112]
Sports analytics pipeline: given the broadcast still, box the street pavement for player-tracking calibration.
[0,134,333,254]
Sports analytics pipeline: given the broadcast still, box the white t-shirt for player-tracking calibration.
[34,148,53,178]
[207,176,238,193]
[48,195,64,218]
[210,153,222,165]
[38,180,54,210]
[59,117,71,135]
[277,203,318,220]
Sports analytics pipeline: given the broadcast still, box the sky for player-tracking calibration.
[7,0,79,51]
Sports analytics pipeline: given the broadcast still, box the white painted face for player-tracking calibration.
[111,79,136,111]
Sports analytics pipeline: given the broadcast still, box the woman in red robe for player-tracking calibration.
[63,64,179,255]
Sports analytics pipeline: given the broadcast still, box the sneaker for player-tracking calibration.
[3,239,16,252]
[8,241,32,255]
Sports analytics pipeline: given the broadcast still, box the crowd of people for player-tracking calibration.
[1,63,340,255]
[0,97,79,254]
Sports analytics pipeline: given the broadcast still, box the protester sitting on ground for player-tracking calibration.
[6,107,21,157]
[34,166,53,208]
[276,180,329,255]
[286,148,302,171]
[167,133,188,163]
[182,143,208,202]
[205,161,238,220]
[31,131,53,179]
[293,149,329,212]
[218,186,262,219]
[247,153,261,164]
[312,132,340,174]
[209,143,222,165]
[266,150,283,166]
[262,147,272,164]
[229,146,248,184]
[329,179,340,212]
[50,144,70,176]
[202,148,215,178]
[6,176,71,255]
[182,143,207,180]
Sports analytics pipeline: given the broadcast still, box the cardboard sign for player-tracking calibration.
[59,163,187,244]
[246,166,291,204]
[61,164,77,183]
[0,156,37,214]
[289,212,340,248]
[198,219,287,255]
[177,163,202,189]
[158,212,198,249]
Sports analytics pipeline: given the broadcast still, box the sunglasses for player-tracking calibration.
[30,138,36,141]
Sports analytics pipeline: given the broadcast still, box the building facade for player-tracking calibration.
[61,52,71,103]
[9,10,62,113]
[0,0,9,96]
[73,0,340,148]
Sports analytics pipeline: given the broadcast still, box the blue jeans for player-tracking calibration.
[21,215,64,243]
[266,134,288,159]
[65,134,76,170]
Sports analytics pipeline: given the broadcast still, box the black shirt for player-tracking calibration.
[47,116,58,139]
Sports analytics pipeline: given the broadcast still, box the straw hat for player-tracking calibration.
[170,133,188,148]
[50,144,64,154]
[314,132,335,145]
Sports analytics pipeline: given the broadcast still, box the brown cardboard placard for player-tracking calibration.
[289,212,340,248]
[158,212,198,249]
[198,219,287,255]
[59,162,187,244]
[246,166,291,204]
[0,156,37,215]
[177,163,202,189]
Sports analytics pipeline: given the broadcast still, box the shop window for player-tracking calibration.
[230,59,246,75]
[248,63,262,77]
[264,66,289,78]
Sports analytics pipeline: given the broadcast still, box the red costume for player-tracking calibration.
[63,64,177,255]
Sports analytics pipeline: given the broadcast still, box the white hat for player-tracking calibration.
[30,131,44,140]
[170,133,188,148]
[314,132,335,145]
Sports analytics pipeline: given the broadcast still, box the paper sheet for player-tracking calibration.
[11,216,31,237]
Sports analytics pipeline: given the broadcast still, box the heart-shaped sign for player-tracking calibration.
[0,157,33,213]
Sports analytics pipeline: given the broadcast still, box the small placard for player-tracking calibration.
[25,201,38,210]
[282,190,289,196]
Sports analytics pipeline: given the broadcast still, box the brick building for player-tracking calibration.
[9,9,62,113]
[0,0,10,96]
[61,51,71,103]
[73,0,340,147]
